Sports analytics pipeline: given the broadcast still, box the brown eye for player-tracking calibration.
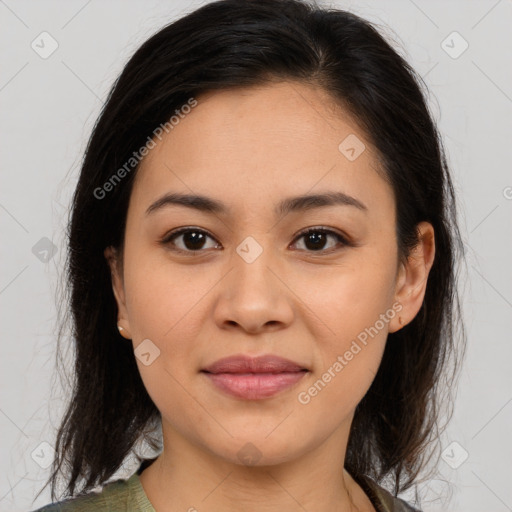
[162,228,220,253]
[161,226,350,256]
[291,228,349,253]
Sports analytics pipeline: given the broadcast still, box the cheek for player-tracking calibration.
[123,252,207,340]
[291,251,395,399]
[122,257,208,418]
[291,251,397,341]
[294,337,385,446]
[294,274,391,426]
[122,254,223,392]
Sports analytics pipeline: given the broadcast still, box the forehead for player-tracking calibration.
[131,81,393,219]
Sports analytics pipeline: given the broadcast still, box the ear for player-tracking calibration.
[388,221,436,333]
[104,246,132,339]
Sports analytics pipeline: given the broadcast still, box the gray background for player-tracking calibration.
[1,1,511,511]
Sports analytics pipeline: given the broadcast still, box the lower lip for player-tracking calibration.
[202,371,308,400]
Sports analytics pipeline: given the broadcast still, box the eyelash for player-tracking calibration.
[160,226,352,256]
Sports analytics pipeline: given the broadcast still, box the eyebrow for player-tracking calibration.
[145,191,368,217]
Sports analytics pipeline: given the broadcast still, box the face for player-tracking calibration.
[106,81,434,467]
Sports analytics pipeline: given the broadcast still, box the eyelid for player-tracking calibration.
[291,226,351,246]
[160,226,220,253]
[160,226,352,254]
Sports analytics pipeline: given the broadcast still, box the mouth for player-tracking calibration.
[201,370,309,400]
[200,354,309,400]
[201,354,309,374]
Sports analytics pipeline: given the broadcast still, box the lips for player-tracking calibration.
[201,354,308,374]
[201,354,309,400]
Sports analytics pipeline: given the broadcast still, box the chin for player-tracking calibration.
[202,430,308,468]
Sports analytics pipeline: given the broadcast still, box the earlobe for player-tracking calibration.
[389,222,435,333]
[104,246,132,339]
[116,321,132,340]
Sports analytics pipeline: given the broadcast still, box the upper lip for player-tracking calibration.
[201,354,308,374]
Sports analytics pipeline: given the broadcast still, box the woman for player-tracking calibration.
[31,0,465,510]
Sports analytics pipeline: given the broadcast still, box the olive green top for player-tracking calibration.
[31,472,155,512]
[31,460,420,512]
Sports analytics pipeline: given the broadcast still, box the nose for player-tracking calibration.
[213,241,294,334]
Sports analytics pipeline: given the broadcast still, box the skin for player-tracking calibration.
[105,81,435,512]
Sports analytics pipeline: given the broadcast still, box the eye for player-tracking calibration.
[161,227,220,254]
[290,227,350,253]
[160,226,351,255]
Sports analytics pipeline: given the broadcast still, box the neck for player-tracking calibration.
[138,422,375,512]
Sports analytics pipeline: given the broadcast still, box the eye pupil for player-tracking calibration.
[305,231,326,251]
[165,227,344,255]
[184,231,206,250]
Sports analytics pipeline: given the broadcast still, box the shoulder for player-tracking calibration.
[358,474,422,512]
[29,472,152,512]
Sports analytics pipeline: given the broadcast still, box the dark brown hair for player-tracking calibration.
[37,0,466,504]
